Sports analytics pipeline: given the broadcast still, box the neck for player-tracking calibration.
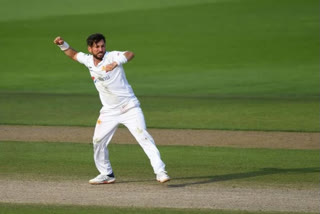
[93,58,102,66]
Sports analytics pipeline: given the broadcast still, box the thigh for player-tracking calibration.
[120,107,146,131]
[120,107,156,144]
[93,114,119,144]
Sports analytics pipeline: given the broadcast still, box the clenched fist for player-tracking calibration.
[54,36,64,45]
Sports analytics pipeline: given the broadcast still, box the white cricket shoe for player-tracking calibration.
[89,173,115,184]
[156,171,170,183]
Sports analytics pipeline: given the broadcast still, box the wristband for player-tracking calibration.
[114,53,128,66]
[58,41,70,51]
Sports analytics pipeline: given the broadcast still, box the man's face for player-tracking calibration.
[88,40,106,60]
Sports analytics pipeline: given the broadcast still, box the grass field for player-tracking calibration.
[0,203,315,214]
[0,0,318,97]
[0,93,318,131]
[1,141,319,187]
[0,0,319,213]
[0,0,319,132]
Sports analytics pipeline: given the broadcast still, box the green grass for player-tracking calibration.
[0,0,319,131]
[0,0,219,21]
[0,93,318,132]
[0,141,318,188]
[0,203,316,214]
[0,0,318,97]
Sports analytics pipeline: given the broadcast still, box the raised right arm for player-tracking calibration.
[53,36,78,61]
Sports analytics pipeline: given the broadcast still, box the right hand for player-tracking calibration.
[54,36,64,45]
[102,62,118,72]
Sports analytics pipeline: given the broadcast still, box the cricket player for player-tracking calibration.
[53,33,170,184]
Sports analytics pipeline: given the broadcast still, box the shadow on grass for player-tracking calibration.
[167,167,319,188]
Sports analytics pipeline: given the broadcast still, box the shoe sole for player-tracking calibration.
[157,178,170,183]
[89,180,116,185]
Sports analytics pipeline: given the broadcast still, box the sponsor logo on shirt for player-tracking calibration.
[92,75,110,83]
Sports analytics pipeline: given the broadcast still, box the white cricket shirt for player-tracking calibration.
[77,51,140,114]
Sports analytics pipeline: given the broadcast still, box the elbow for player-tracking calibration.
[125,51,135,61]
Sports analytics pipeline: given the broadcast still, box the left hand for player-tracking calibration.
[102,62,118,72]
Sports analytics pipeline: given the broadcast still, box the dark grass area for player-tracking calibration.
[0,93,318,131]
[0,203,316,214]
[0,141,318,187]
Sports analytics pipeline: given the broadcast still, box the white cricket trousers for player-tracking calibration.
[92,106,166,175]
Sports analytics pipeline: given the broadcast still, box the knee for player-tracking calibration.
[135,128,154,143]
[93,137,102,144]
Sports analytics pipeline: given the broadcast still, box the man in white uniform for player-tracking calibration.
[53,33,170,184]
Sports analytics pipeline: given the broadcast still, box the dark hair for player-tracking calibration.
[86,33,106,47]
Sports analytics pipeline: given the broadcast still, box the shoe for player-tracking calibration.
[156,171,170,183]
[89,173,115,184]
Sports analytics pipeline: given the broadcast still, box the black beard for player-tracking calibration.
[93,52,104,60]
[93,55,103,60]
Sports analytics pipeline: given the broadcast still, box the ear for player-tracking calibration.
[88,46,92,54]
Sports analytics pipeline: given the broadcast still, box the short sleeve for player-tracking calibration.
[76,52,91,66]
[109,51,126,60]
